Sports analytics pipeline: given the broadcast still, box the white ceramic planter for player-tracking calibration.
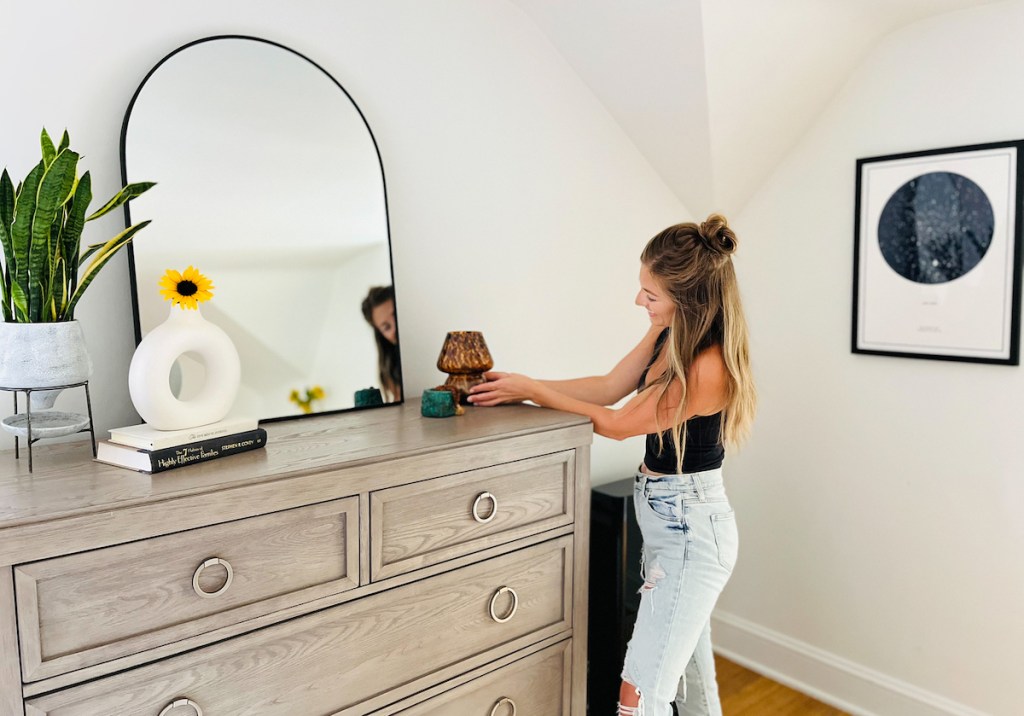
[0,321,94,409]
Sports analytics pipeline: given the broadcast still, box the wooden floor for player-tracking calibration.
[716,655,849,715]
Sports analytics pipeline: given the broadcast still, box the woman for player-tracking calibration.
[468,215,756,716]
[361,285,402,402]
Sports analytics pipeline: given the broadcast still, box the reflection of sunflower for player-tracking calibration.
[289,385,326,414]
[159,266,215,310]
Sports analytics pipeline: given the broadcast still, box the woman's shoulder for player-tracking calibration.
[687,345,728,411]
[692,343,726,376]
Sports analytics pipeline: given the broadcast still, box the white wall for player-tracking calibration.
[513,0,715,214]
[699,0,1005,216]
[10,2,1020,714]
[1,0,690,479]
[716,3,1024,714]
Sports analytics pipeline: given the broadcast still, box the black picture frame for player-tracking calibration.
[852,139,1024,365]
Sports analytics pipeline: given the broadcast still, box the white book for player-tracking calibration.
[108,416,259,451]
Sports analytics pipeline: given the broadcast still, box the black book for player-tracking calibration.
[95,428,268,474]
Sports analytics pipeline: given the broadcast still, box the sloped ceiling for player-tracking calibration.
[510,0,1006,216]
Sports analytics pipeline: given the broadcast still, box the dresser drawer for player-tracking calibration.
[371,451,574,579]
[389,641,571,715]
[15,496,360,682]
[26,536,573,716]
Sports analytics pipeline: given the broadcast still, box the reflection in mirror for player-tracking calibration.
[122,36,401,421]
[361,286,402,402]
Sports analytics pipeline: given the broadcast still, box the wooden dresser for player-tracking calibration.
[0,401,592,716]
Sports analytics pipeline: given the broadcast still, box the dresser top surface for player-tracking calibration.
[0,401,590,528]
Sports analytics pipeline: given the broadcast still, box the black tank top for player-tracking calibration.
[638,328,725,474]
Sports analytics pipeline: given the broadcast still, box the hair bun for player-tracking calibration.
[698,214,738,256]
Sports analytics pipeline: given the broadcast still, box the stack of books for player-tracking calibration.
[95,416,266,474]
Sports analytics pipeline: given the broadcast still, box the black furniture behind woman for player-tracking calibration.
[588,477,644,714]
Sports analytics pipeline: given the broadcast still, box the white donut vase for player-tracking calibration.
[128,307,241,430]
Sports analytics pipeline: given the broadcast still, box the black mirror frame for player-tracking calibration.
[119,34,403,423]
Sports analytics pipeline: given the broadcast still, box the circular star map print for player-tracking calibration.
[877,171,994,284]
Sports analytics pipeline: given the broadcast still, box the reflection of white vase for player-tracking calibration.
[0,321,93,409]
[128,306,240,430]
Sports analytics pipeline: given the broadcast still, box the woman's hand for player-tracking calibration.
[467,371,538,406]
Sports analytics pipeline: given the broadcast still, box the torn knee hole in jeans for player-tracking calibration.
[617,676,645,716]
[617,699,644,715]
[639,556,665,593]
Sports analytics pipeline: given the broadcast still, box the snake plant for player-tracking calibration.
[0,128,154,322]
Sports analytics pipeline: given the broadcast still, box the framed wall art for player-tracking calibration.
[853,140,1024,365]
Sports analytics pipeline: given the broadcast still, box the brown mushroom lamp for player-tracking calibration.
[436,331,493,405]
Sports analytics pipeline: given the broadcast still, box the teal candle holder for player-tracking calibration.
[421,388,456,418]
[354,387,383,407]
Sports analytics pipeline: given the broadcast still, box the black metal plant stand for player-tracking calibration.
[0,381,96,473]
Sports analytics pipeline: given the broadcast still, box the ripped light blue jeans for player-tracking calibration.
[620,468,738,716]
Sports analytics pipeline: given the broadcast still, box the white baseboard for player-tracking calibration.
[710,610,990,716]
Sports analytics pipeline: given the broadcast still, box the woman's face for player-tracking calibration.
[371,298,398,344]
[636,264,675,327]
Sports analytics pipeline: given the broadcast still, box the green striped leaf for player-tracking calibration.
[57,258,68,317]
[61,172,92,298]
[63,220,151,319]
[10,280,28,322]
[0,267,10,321]
[43,222,61,316]
[40,129,56,169]
[28,149,79,321]
[0,169,15,317]
[86,181,155,222]
[0,169,14,234]
[57,130,70,155]
[11,161,43,318]
[47,253,65,320]
[79,241,103,265]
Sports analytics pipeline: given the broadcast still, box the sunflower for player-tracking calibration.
[159,266,215,310]
[289,385,326,414]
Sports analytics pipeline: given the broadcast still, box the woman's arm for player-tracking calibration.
[535,376,620,406]
[482,325,665,407]
[469,346,728,441]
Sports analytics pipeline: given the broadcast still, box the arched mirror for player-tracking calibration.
[121,35,402,422]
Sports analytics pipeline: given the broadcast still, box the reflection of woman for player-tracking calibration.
[361,285,402,402]
[469,216,756,716]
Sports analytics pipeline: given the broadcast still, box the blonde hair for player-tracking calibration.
[640,214,757,472]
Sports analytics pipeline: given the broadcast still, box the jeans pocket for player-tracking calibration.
[711,511,738,571]
[643,490,682,523]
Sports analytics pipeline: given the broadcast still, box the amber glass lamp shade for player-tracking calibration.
[437,331,493,403]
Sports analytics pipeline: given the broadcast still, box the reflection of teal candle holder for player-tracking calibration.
[355,387,383,407]
[421,389,456,418]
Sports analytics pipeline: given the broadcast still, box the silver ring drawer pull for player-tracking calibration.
[490,697,517,716]
[192,557,234,599]
[472,492,498,523]
[488,586,519,623]
[159,698,204,716]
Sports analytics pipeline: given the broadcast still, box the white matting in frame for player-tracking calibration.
[853,140,1024,365]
